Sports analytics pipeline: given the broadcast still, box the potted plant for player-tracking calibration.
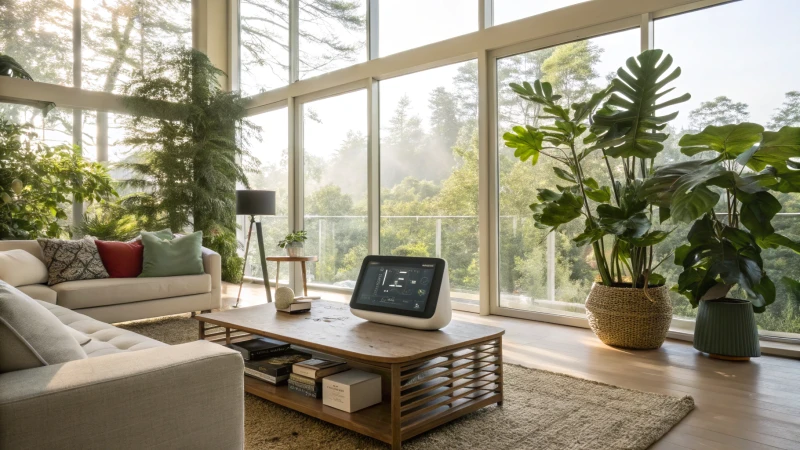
[643,124,800,360]
[502,49,690,349]
[278,230,308,257]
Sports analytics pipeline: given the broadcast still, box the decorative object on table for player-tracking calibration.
[288,374,323,398]
[292,358,348,379]
[229,337,290,361]
[502,49,689,349]
[274,286,296,309]
[277,299,312,314]
[266,255,320,299]
[585,283,672,349]
[278,230,308,257]
[235,189,276,307]
[243,349,312,385]
[139,231,204,278]
[349,255,452,330]
[643,124,800,360]
[322,369,381,413]
[37,237,109,285]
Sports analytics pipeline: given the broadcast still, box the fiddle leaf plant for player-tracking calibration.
[502,49,689,289]
[643,124,800,312]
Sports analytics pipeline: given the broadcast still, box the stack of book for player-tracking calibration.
[287,359,349,398]
[230,337,312,385]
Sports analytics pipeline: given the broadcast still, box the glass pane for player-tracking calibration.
[242,109,290,282]
[493,0,590,26]
[299,0,367,79]
[0,0,73,86]
[379,1,478,57]
[303,90,368,287]
[0,105,74,148]
[496,29,639,315]
[655,0,800,336]
[240,0,290,95]
[380,61,480,306]
[82,0,192,94]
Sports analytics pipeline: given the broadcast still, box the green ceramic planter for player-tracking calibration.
[693,299,760,360]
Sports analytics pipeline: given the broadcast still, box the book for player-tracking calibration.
[292,358,348,379]
[289,373,319,386]
[230,337,290,360]
[277,300,312,314]
[288,379,322,398]
[243,350,313,384]
[323,370,382,413]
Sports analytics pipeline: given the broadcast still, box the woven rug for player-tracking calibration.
[119,314,694,450]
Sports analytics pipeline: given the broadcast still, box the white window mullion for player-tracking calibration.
[479,0,493,30]
[367,77,380,255]
[641,12,654,52]
[289,0,300,83]
[367,0,379,60]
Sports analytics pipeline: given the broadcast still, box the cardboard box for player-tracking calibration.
[322,370,382,413]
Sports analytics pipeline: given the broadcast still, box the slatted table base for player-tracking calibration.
[199,324,503,449]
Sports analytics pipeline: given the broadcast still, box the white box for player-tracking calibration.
[322,369,382,413]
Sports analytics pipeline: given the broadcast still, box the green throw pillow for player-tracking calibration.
[146,228,174,240]
[139,231,204,278]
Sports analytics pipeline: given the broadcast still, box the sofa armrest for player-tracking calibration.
[0,341,244,449]
[202,246,222,309]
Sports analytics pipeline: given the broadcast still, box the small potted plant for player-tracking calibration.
[643,123,800,360]
[278,230,308,257]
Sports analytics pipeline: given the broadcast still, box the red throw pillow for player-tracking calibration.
[95,240,144,278]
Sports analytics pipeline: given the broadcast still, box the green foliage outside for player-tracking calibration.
[0,119,116,239]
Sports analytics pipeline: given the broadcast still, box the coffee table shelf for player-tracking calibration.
[196,301,504,449]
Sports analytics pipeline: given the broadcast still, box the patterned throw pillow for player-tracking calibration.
[37,237,110,286]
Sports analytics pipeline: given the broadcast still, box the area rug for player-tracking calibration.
[119,315,694,450]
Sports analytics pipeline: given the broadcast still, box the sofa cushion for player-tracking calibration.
[37,237,109,285]
[0,249,48,286]
[0,281,86,373]
[140,231,204,278]
[95,240,144,278]
[38,300,166,357]
[0,240,45,261]
[51,274,212,310]
[16,284,58,304]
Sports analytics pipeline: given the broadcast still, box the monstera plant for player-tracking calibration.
[503,49,690,349]
[643,124,800,359]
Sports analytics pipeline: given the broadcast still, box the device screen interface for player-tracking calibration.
[355,261,436,312]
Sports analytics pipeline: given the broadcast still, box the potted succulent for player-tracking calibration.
[503,49,690,349]
[278,230,308,257]
[643,124,800,360]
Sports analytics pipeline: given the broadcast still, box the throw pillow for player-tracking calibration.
[0,249,48,286]
[140,230,204,278]
[127,228,174,243]
[0,281,87,373]
[95,240,144,278]
[37,237,110,286]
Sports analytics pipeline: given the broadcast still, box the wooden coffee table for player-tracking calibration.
[195,301,504,449]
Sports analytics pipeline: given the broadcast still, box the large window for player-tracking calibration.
[379,0,478,57]
[380,61,480,305]
[496,29,640,316]
[242,108,290,282]
[303,90,368,287]
[299,0,367,79]
[655,0,800,335]
[493,0,590,26]
[240,0,290,95]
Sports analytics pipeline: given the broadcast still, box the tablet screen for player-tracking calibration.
[353,260,438,312]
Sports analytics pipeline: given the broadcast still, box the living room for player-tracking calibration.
[1,0,800,449]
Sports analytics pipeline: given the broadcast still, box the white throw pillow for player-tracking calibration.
[0,249,48,287]
[0,281,87,373]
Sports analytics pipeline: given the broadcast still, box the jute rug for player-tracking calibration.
[119,315,694,450]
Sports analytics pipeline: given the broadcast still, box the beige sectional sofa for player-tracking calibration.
[0,240,221,323]
[0,285,244,449]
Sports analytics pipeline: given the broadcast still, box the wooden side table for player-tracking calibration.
[266,255,319,297]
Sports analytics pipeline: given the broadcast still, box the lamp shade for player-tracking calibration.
[236,190,276,216]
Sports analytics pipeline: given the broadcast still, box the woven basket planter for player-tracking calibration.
[585,283,673,350]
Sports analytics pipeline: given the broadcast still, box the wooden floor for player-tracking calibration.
[226,281,800,450]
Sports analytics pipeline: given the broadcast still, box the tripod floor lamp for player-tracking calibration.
[235,190,276,307]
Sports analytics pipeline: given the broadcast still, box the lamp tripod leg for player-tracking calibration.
[235,219,254,308]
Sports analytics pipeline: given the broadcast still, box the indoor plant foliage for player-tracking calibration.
[503,49,690,349]
[117,46,256,283]
[278,230,308,257]
[643,123,800,358]
[0,118,117,239]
